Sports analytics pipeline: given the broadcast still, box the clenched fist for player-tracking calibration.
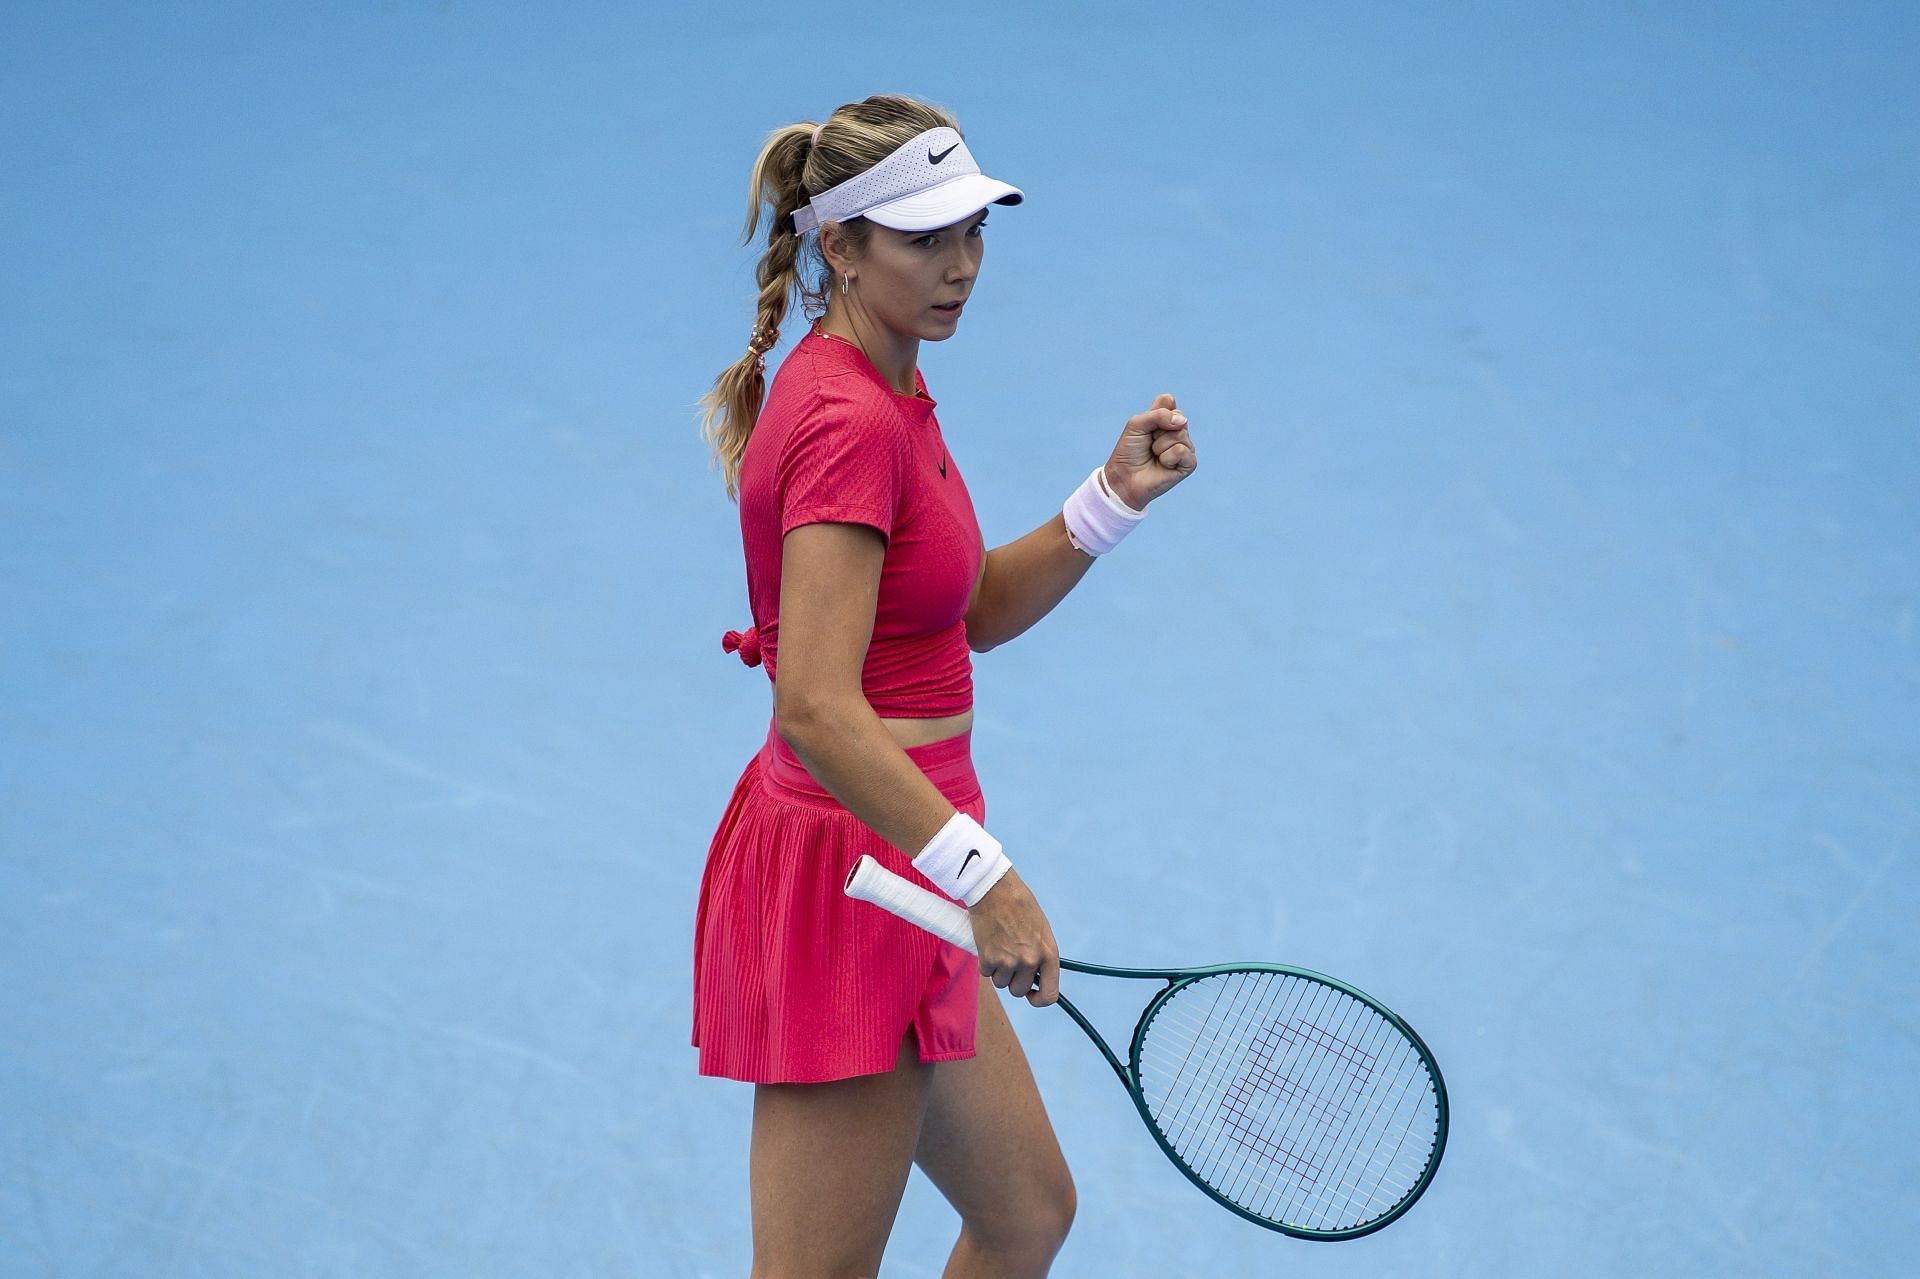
[1103,393,1197,511]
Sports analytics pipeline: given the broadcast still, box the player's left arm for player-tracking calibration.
[964,394,1195,652]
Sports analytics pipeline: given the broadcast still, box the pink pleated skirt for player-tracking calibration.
[691,718,984,1083]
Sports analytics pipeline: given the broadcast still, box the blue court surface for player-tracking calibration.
[4,3,1916,1276]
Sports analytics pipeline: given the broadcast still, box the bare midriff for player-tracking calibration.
[879,709,973,751]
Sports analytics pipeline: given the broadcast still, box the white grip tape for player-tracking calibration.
[845,855,979,955]
[910,811,1011,907]
[1062,465,1147,556]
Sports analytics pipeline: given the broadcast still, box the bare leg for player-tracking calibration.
[749,1033,934,1279]
[914,978,1076,1279]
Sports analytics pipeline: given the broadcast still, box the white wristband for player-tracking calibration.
[911,811,1012,907]
[1062,465,1147,557]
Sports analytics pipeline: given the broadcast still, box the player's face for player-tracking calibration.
[854,209,989,341]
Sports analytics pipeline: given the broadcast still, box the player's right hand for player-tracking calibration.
[967,869,1060,1007]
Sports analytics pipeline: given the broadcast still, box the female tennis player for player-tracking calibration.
[692,93,1197,1278]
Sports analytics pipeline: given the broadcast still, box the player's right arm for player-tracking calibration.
[775,520,1059,1005]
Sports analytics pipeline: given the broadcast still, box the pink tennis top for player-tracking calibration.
[721,322,985,718]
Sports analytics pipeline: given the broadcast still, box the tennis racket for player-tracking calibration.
[844,855,1448,1241]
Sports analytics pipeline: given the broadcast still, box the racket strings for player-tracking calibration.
[1162,980,1431,1229]
[1150,982,1407,1227]
[1136,971,1440,1233]
[1211,990,1424,1229]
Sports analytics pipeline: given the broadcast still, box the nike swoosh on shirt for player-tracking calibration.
[929,143,959,164]
[938,451,948,479]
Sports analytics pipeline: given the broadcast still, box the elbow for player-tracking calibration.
[773,691,814,745]
[773,685,850,745]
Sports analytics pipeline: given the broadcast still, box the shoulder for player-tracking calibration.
[778,365,906,451]
[765,339,870,415]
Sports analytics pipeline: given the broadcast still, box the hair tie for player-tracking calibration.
[810,121,826,146]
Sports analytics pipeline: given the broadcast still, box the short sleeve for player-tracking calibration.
[776,401,906,541]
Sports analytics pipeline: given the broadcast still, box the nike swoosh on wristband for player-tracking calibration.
[929,143,959,164]
[959,848,980,875]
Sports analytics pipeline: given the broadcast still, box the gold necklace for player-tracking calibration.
[814,323,917,397]
[813,322,861,351]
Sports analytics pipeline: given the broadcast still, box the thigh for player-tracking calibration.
[751,1034,933,1277]
[912,977,1075,1233]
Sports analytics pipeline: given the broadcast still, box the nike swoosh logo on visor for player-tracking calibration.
[929,144,959,164]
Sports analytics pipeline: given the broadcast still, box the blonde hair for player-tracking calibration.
[695,93,962,501]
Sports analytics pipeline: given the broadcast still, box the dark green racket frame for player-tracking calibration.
[1049,958,1449,1242]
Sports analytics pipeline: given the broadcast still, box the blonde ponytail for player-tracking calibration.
[694,94,961,500]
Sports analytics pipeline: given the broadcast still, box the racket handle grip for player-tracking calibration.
[844,855,979,956]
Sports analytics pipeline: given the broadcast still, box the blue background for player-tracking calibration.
[3,2,1916,1275]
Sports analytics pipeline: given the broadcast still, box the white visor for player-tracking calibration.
[792,126,1024,235]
